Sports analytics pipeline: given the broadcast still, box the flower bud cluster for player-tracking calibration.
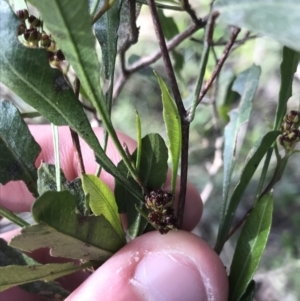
[145,189,177,234]
[15,9,65,63]
[279,110,300,150]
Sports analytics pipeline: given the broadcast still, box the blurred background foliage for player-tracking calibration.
[0,0,299,300]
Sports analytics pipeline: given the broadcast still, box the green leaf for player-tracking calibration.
[82,174,124,240]
[22,1,137,195]
[0,261,90,293]
[115,161,146,238]
[0,100,40,196]
[0,1,130,191]
[37,163,87,215]
[11,191,125,260]
[239,280,256,301]
[215,0,300,51]
[29,0,110,122]
[94,0,121,87]
[155,72,181,193]
[229,194,273,301]
[274,47,300,130]
[215,130,280,253]
[114,133,168,237]
[138,133,169,189]
[222,65,261,211]
[0,238,70,299]
[216,71,239,122]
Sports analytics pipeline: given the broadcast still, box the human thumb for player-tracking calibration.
[66,231,228,301]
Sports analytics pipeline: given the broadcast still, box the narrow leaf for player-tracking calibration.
[29,0,110,123]
[94,0,121,101]
[239,280,256,301]
[155,72,181,193]
[274,47,300,130]
[0,100,40,196]
[11,191,125,260]
[10,223,112,262]
[82,174,124,240]
[37,163,86,215]
[215,0,300,51]
[0,238,70,300]
[138,133,169,189]
[0,1,132,194]
[222,65,261,212]
[115,161,147,238]
[215,130,280,253]
[229,194,273,301]
[0,262,90,293]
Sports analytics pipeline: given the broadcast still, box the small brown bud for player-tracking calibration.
[28,15,41,28]
[287,110,300,124]
[41,34,51,48]
[16,9,29,21]
[18,23,26,35]
[24,28,41,42]
[54,50,65,61]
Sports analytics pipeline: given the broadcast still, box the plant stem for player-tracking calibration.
[136,0,183,11]
[92,0,115,24]
[146,0,186,116]
[146,0,189,229]
[113,17,208,99]
[90,0,101,16]
[177,121,190,228]
[70,77,86,175]
[0,206,30,227]
[188,10,218,122]
[194,27,240,107]
[51,123,61,192]
[180,0,200,24]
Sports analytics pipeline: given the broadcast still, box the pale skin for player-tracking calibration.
[0,125,229,301]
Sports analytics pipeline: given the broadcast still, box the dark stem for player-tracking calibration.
[113,17,208,99]
[181,0,200,25]
[70,77,86,175]
[226,208,251,239]
[146,0,186,116]
[146,0,190,229]
[196,27,240,105]
[177,121,190,229]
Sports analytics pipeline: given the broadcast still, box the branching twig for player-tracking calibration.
[181,0,200,25]
[70,77,86,175]
[146,0,186,115]
[190,34,258,47]
[196,27,240,105]
[146,0,192,229]
[113,16,208,99]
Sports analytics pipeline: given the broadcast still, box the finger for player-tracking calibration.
[0,125,202,230]
[66,230,228,301]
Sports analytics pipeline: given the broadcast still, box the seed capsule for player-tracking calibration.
[41,34,51,48]
[16,9,29,21]
[54,50,65,61]
[287,110,300,124]
[18,23,26,35]
[28,15,41,28]
[24,28,41,42]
